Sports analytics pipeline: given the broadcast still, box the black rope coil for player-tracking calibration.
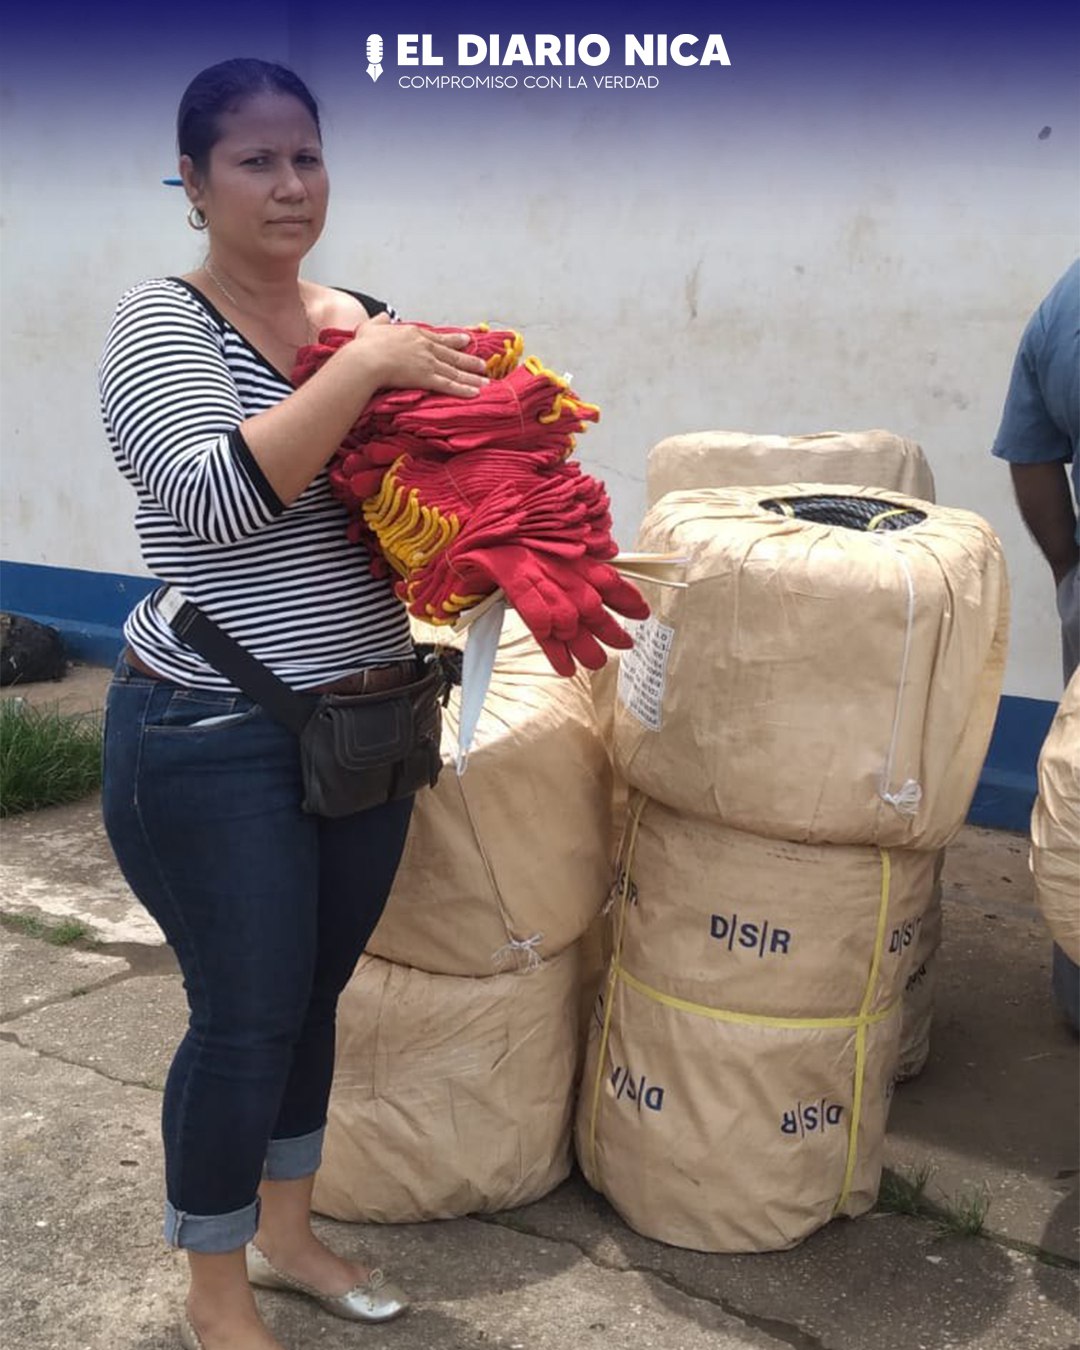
[761,494,927,533]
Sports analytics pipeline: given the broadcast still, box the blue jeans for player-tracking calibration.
[102,657,412,1253]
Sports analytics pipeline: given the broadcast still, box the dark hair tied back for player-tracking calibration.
[177,58,321,174]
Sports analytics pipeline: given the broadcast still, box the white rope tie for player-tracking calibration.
[879,779,923,815]
[873,538,923,816]
[491,933,545,972]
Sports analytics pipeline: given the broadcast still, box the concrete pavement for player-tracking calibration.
[1,664,1077,1349]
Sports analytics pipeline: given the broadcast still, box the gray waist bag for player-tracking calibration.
[158,588,455,818]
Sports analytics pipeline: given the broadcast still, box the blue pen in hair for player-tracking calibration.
[162,177,183,186]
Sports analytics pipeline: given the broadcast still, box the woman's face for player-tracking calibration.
[185,91,329,265]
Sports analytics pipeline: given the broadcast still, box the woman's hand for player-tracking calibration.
[236,315,489,507]
[349,313,489,397]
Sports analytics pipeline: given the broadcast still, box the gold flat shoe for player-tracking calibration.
[246,1242,409,1323]
[178,1313,204,1350]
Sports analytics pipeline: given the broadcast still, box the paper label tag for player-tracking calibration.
[617,618,675,730]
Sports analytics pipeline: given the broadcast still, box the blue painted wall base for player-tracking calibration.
[0,559,1060,831]
[1,560,155,666]
[967,694,1058,833]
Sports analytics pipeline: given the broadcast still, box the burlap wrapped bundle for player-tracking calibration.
[645,430,935,508]
[614,485,1008,848]
[895,855,943,1081]
[574,796,917,1251]
[1031,671,1080,964]
[614,798,937,1018]
[314,946,581,1223]
[367,615,612,975]
[575,965,900,1253]
[577,911,614,1066]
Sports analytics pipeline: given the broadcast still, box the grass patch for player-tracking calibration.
[1,912,93,946]
[878,1162,935,1215]
[0,701,102,816]
[878,1164,991,1238]
[933,1185,991,1239]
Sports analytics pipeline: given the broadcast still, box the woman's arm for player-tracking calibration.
[241,314,485,506]
[99,283,486,541]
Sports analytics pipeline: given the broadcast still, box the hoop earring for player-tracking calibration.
[187,205,208,231]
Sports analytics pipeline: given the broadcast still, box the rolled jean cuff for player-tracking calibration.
[164,1198,259,1253]
[264,1126,324,1181]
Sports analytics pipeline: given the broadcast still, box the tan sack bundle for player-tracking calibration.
[368,614,612,975]
[895,854,944,1081]
[575,962,900,1252]
[614,485,1008,848]
[895,904,940,1081]
[574,797,908,1251]
[577,911,614,1067]
[646,430,936,508]
[314,946,581,1223]
[1031,671,1080,964]
[614,796,938,1018]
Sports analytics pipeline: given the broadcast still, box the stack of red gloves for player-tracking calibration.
[294,325,531,569]
[292,322,648,675]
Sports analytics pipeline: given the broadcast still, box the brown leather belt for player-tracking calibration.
[123,647,416,697]
[308,661,417,696]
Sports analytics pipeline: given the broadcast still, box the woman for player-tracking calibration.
[99,58,487,1350]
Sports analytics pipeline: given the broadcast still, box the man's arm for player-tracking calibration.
[1009,461,1079,586]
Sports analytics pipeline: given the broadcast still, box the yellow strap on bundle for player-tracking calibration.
[866,507,912,532]
[586,792,896,1215]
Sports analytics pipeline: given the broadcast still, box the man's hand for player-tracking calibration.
[1009,461,1079,586]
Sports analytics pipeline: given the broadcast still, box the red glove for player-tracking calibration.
[403,322,524,375]
[294,323,522,389]
[292,327,355,384]
[539,626,614,677]
[411,544,648,675]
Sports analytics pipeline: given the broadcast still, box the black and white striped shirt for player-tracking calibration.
[99,277,412,690]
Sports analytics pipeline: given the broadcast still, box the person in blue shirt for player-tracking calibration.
[992,258,1079,1031]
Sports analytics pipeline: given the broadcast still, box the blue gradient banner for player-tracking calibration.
[5,2,1078,99]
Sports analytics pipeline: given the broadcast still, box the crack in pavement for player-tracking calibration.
[0,1030,164,1093]
[0,966,147,1027]
[0,934,178,1028]
[977,1227,1080,1271]
[475,1212,831,1350]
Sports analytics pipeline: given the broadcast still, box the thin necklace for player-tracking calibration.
[203,260,315,346]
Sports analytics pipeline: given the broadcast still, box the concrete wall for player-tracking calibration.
[2,7,1077,705]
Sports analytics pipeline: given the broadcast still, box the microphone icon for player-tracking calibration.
[366,35,384,82]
